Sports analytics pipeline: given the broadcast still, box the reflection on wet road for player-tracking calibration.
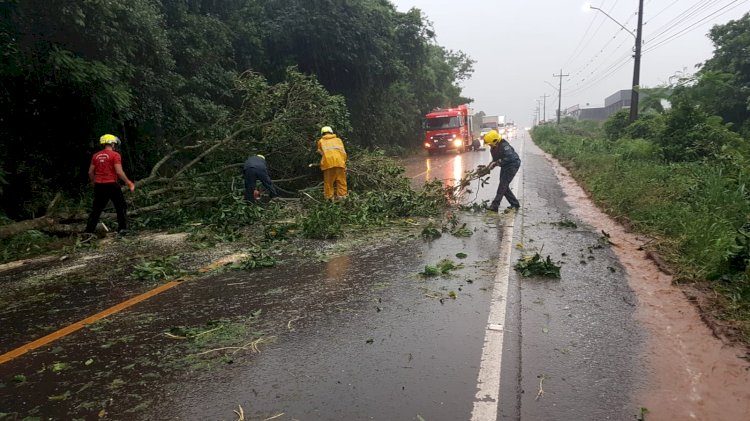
[403,149,488,191]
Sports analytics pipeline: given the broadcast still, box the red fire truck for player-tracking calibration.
[422,104,475,155]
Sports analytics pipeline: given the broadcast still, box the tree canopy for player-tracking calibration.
[673,12,750,137]
[0,0,473,219]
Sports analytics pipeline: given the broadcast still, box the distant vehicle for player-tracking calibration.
[480,115,502,133]
[423,104,474,155]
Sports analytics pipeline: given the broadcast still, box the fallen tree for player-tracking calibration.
[0,68,351,240]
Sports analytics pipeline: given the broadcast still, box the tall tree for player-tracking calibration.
[679,13,750,136]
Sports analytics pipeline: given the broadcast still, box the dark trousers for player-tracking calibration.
[491,163,520,209]
[85,183,127,233]
[244,167,278,202]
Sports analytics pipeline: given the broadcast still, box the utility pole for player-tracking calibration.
[553,69,569,124]
[540,94,549,123]
[536,99,542,125]
[630,0,644,122]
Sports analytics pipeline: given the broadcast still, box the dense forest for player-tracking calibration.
[0,0,474,220]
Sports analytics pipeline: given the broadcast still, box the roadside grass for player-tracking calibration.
[533,124,750,342]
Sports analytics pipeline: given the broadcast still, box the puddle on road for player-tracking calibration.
[545,150,750,420]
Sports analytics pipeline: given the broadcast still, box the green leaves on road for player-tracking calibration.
[514,254,561,279]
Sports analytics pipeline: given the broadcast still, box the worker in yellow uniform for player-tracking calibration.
[316,126,348,200]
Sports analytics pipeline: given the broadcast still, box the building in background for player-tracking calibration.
[563,104,608,122]
[564,89,634,122]
[604,90,632,116]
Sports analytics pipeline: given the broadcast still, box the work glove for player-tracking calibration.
[127,181,135,192]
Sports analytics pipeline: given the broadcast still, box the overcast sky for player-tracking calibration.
[390,0,749,126]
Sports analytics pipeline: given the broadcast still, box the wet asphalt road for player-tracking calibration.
[0,133,647,420]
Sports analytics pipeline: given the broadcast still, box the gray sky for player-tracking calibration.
[390,0,749,126]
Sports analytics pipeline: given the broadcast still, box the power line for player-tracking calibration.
[567,36,630,92]
[566,4,636,83]
[567,19,632,80]
[563,0,621,69]
[646,0,724,42]
[644,0,682,24]
[566,53,632,96]
[563,13,601,68]
[644,0,748,53]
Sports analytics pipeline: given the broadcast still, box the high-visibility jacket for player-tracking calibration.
[317,133,347,170]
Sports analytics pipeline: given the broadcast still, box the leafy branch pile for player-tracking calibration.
[421,259,464,277]
[514,254,562,279]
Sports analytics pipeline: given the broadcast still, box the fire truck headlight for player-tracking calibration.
[453,139,462,147]
[424,142,431,148]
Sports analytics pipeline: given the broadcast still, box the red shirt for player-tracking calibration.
[91,149,121,183]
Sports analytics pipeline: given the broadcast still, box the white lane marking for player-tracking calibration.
[470,136,525,421]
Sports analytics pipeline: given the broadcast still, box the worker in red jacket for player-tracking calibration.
[316,126,348,200]
[84,134,135,236]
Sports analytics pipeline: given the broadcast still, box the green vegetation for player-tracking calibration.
[230,248,276,270]
[0,0,473,222]
[163,314,270,368]
[421,258,464,277]
[531,14,750,340]
[514,254,562,279]
[421,224,443,240]
[131,256,184,282]
[0,229,58,262]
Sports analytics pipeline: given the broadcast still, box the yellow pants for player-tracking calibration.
[323,167,347,199]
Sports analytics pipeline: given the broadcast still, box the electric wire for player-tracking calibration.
[557,0,742,111]
[566,13,634,82]
[644,0,682,25]
[565,0,636,86]
[567,35,631,93]
[644,0,749,54]
[563,12,601,68]
[566,52,632,96]
[563,0,621,70]
[646,0,724,42]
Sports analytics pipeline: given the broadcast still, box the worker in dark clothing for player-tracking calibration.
[482,130,521,212]
[243,154,278,203]
[84,134,135,236]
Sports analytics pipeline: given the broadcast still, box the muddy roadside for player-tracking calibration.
[540,144,750,421]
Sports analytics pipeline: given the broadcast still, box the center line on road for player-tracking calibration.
[0,253,248,366]
[471,136,524,421]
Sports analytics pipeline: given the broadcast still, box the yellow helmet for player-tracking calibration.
[483,130,501,147]
[320,126,333,135]
[99,134,120,145]
[257,154,265,160]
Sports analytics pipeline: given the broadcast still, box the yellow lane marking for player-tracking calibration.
[0,253,248,365]
[0,280,182,365]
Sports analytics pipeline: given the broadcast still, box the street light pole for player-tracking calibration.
[588,1,644,122]
[589,6,635,37]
